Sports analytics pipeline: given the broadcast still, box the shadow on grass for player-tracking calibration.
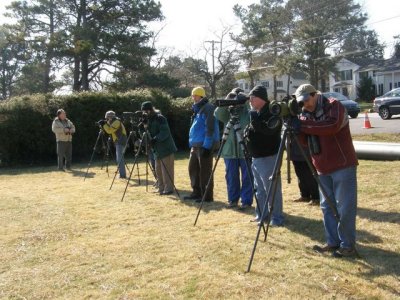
[357,207,400,224]
[284,213,400,278]
[283,214,384,246]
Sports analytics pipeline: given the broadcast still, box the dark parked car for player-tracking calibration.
[373,88,400,120]
[322,92,361,118]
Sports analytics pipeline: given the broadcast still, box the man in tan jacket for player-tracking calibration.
[52,109,76,171]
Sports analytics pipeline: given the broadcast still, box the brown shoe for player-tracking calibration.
[313,244,339,253]
[294,196,310,202]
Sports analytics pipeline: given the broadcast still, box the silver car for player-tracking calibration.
[373,88,400,120]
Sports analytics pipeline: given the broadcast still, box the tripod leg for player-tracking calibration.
[246,129,287,272]
[84,130,103,181]
[121,132,147,202]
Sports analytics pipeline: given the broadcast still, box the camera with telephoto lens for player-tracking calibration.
[215,92,249,107]
[265,95,301,130]
[269,95,300,118]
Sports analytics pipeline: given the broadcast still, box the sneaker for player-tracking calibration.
[250,217,260,223]
[332,247,357,258]
[225,202,238,209]
[293,196,310,202]
[313,244,339,254]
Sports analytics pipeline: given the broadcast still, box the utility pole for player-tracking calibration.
[205,40,221,98]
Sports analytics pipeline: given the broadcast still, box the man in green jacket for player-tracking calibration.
[141,101,177,195]
[214,88,253,209]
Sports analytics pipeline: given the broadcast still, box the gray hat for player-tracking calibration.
[293,84,317,102]
[105,110,116,118]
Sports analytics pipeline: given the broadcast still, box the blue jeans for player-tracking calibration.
[115,143,126,178]
[224,158,253,205]
[252,155,284,225]
[319,166,357,249]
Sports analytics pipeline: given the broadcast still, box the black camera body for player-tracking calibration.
[215,93,249,107]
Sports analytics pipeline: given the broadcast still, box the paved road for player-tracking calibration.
[349,112,400,135]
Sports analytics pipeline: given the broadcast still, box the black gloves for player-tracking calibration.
[97,119,106,126]
[200,147,212,158]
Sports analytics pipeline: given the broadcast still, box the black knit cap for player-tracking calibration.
[249,85,268,101]
[141,101,153,111]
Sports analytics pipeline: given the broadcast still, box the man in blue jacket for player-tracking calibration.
[184,87,220,202]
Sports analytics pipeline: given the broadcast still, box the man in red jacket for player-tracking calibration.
[294,84,358,258]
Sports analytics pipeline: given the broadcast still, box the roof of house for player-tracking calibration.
[346,57,400,73]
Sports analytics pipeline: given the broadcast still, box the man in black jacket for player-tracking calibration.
[244,85,284,226]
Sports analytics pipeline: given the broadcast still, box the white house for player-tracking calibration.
[236,67,308,100]
[329,57,400,100]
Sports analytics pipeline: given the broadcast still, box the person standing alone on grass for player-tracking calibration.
[98,111,127,179]
[214,88,253,210]
[244,85,284,226]
[183,87,220,202]
[52,109,75,171]
[141,101,177,196]
[294,83,358,258]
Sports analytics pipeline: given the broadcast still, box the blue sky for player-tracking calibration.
[0,0,399,58]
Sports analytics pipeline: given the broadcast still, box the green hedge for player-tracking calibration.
[0,90,193,166]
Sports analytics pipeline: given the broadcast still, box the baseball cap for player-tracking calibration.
[293,84,317,102]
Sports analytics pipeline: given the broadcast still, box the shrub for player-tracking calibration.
[0,90,192,166]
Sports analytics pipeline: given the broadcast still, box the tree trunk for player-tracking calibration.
[43,0,54,93]
[80,0,89,91]
[286,74,291,95]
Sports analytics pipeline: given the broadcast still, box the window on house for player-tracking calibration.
[276,81,283,87]
[335,69,353,81]
[390,83,392,90]
[378,84,383,96]
[260,81,269,88]
[245,82,249,90]
[359,71,368,79]
[334,88,340,93]
[342,87,349,97]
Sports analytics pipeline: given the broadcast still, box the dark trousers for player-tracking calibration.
[57,141,72,169]
[293,160,319,199]
[188,147,213,201]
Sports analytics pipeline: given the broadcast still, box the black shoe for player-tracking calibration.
[195,198,213,203]
[160,191,173,195]
[183,194,200,201]
[225,201,238,209]
[313,244,339,254]
[238,204,252,211]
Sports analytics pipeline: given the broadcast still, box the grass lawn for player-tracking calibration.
[1,153,399,299]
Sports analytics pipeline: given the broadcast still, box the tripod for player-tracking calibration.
[100,135,116,177]
[120,129,157,202]
[193,107,265,235]
[245,117,357,272]
[84,128,110,181]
